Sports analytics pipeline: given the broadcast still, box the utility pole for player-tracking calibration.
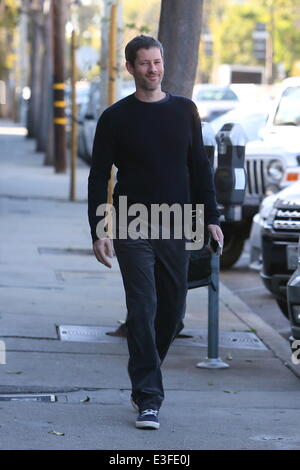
[38,2,52,154]
[52,0,67,173]
[266,0,275,84]
[70,28,77,201]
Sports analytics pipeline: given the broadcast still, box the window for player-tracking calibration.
[273,87,300,126]
[196,88,238,102]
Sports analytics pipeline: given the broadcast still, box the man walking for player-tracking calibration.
[88,35,223,430]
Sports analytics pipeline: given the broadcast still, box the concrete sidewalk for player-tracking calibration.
[0,121,299,450]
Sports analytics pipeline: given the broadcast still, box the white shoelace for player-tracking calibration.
[140,409,158,417]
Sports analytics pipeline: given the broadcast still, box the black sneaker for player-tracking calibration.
[135,409,160,430]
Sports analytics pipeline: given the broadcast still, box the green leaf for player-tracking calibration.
[48,430,65,437]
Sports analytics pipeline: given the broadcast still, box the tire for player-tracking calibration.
[275,298,289,319]
[220,228,245,269]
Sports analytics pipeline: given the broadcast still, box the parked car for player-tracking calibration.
[78,81,135,164]
[211,101,269,143]
[256,181,300,317]
[220,76,300,269]
[248,191,279,270]
[287,238,300,342]
[65,80,90,122]
[192,84,239,122]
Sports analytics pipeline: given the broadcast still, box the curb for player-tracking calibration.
[220,282,300,379]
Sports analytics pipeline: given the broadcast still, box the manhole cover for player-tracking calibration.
[58,325,125,343]
[39,247,93,256]
[0,394,56,402]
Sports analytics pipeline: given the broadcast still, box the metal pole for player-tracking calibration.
[208,253,220,358]
[196,253,229,369]
[52,0,67,173]
[70,28,77,201]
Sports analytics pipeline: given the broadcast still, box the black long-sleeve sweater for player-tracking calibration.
[88,92,220,242]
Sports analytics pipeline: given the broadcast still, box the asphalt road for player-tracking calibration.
[221,241,291,342]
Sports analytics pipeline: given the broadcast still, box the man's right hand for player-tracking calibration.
[93,238,113,269]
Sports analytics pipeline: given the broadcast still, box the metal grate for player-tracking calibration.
[187,329,268,350]
[246,158,266,197]
[56,270,104,282]
[58,325,267,350]
[0,394,56,402]
[273,207,300,231]
[38,247,93,256]
[58,325,125,343]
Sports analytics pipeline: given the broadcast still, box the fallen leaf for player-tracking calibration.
[223,389,237,394]
[6,370,23,374]
[226,353,233,360]
[80,396,90,403]
[48,430,65,436]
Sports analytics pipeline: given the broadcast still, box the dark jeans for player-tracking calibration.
[113,234,190,411]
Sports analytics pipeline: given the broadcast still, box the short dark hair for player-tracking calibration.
[125,35,164,66]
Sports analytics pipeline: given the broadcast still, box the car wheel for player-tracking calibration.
[275,298,289,319]
[220,228,245,269]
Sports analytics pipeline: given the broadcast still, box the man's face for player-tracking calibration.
[126,47,164,91]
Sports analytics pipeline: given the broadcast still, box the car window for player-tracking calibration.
[273,86,300,126]
[196,88,238,101]
[211,109,268,141]
[222,89,239,100]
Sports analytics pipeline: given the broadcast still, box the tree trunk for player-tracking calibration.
[158,0,204,98]
[99,0,110,113]
[16,8,29,124]
[26,5,43,138]
[43,5,54,165]
[37,8,52,154]
[99,0,123,115]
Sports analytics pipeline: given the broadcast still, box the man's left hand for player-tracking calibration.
[207,224,224,245]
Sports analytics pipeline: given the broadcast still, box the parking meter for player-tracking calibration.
[188,123,216,289]
[287,236,300,345]
[215,123,248,221]
[202,121,216,168]
[189,122,229,369]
